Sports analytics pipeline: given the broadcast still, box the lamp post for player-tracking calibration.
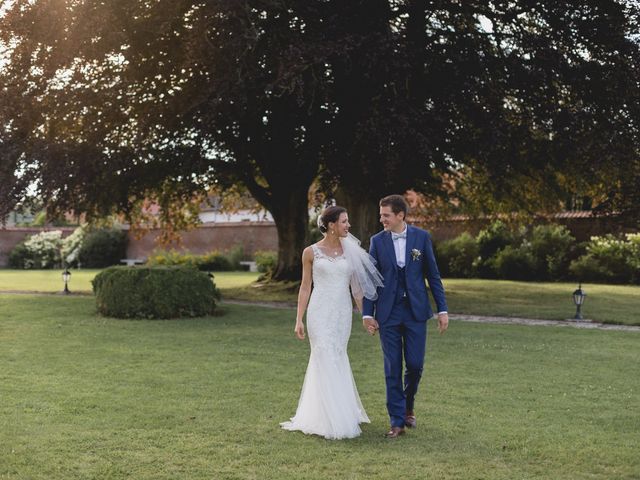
[572,283,586,320]
[62,267,71,295]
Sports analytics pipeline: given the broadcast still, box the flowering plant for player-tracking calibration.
[411,248,422,261]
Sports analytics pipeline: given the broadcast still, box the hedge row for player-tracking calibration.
[436,221,640,284]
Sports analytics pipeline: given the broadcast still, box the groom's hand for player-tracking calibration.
[363,317,379,336]
[437,313,449,334]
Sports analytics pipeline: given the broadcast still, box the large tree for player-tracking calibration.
[2,0,639,279]
[1,1,337,280]
[318,1,640,239]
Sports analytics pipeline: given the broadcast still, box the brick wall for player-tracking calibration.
[0,222,279,267]
[125,222,278,260]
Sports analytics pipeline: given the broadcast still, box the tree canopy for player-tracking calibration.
[1,0,639,280]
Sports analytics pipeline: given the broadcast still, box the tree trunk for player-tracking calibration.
[334,187,381,250]
[269,190,310,282]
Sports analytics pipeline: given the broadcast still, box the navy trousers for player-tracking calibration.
[378,298,428,428]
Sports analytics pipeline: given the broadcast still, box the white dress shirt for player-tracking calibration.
[392,226,407,268]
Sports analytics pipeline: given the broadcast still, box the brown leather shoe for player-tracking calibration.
[384,426,405,438]
[405,411,417,429]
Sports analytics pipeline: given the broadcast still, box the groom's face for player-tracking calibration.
[379,206,404,232]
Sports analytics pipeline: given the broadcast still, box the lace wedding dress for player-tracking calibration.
[281,244,370,439]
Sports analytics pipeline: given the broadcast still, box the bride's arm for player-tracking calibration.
[294,247,313,340]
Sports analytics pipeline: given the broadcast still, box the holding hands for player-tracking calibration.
[363,317,379,336]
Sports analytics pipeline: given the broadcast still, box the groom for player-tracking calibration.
[362,194,448,438]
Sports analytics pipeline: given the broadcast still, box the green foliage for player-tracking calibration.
[77,228,128,268]
[225,244,246,270]
[147,249,236,271]
[569,234,640,284]
[7,242,33,269]
[491,245,537,281]
[8,230,64,269]
[254,250,278,274]
[60,226,86,267]
[474,221,519,278]
[436,232,479,278]
[528,224,577,280]
[92,266,220,319]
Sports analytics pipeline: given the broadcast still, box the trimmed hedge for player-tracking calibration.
[92,266,220,319]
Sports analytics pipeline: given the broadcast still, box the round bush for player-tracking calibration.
[78,229,128,268]
[92,266,220,319]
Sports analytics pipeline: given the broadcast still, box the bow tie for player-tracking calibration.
[391,231,407,240]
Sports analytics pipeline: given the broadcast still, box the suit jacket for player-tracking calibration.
[362,225,447,323]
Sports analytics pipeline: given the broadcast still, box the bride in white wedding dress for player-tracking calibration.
[281,206,383,440]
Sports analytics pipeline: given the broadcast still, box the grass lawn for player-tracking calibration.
[0,269,260,293]
[1,293,639,479]
[2,269,638,325]
[222,278,640,326]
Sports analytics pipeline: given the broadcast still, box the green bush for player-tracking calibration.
[78,229,128,268]
[474,220,519,278]
[8,243,33,269]
[436,233,478,278]
[8,230,64,269]
[569,234,640,284]
[254,250,277,274]
[528,224,576,280]
[147,249,234,271]
[226,245,245,270]
[492,245,537,281]
[92,266,220,319]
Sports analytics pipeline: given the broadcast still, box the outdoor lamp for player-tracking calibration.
[62,267,71,295]
[572,283,586,320]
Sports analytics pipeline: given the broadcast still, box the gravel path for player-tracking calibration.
[222,299,640,332]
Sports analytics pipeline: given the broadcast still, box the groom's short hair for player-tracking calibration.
[380,194,408,219]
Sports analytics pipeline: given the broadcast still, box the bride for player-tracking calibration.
[281,206,384,439]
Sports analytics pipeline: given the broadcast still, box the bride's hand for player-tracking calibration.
[294,322,306,340]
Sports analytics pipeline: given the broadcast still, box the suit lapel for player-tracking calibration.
[405,225,416,268]
[382,231,397,268]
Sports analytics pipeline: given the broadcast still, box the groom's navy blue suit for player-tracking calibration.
[363,225,447,428]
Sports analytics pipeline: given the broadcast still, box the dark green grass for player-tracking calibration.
[1,294,639,479]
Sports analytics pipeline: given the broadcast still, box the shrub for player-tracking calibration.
[492,245,537,281]
[569,234,640,284]
[254,250,277,274]
[528,224,576,280]
[197,251,233,271]
[78,229,128,268]
[474,220,519,278]
[8,242,32,269]
[60,226,86,267]
[147,249,234,271]
[8,230,64,269]
[226,245,245,270]
[436,233,478,278]
[92,266,220,319]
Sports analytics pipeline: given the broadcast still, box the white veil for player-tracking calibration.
[340,233,384,302]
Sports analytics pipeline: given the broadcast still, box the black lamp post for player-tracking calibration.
[62,267,71,295]
[572,283,586,320]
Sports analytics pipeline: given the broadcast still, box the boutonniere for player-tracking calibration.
[411,248,422,261]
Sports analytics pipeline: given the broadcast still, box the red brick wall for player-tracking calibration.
[126,222,279,259]
[0,222,279,267]
[0,227,76,267]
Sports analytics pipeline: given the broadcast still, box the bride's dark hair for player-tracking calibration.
[318,206,347,233]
